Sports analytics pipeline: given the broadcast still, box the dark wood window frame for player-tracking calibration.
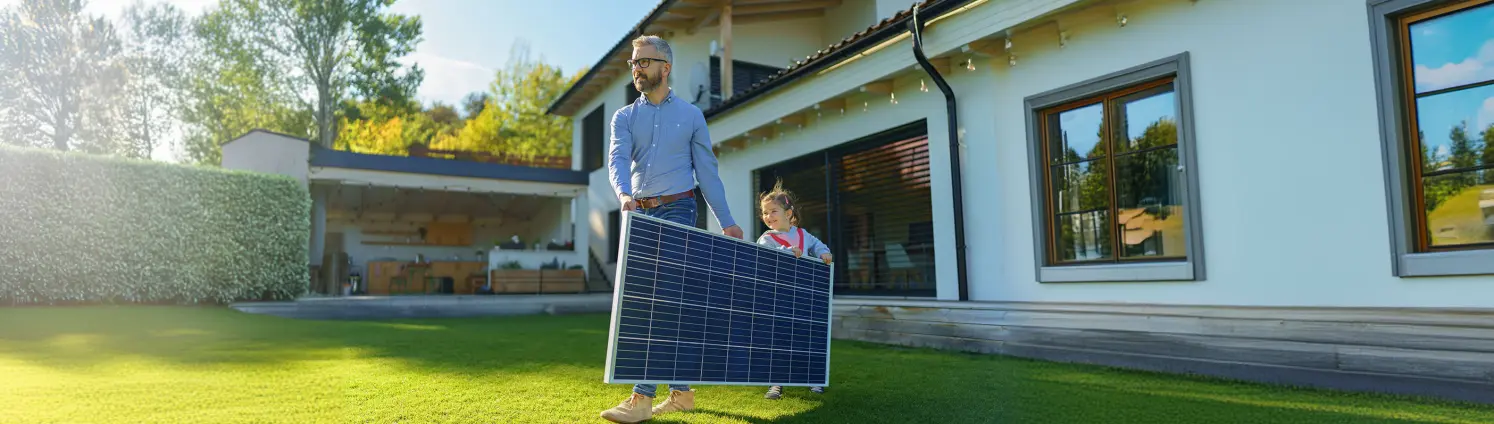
[1369,0,1494,277]
[752,121,937,297]
[1023,53,1205,283]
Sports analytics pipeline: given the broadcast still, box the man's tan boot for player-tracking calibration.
[599,393,653,423]
[651,389,695,415]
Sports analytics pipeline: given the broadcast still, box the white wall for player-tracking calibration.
[710,0,1494,308]
[220,131,309,186]
[876,0,919,21]
[665,17,828,110]
[823,0,879,45]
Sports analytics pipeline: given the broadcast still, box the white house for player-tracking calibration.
[548,0,1494,403]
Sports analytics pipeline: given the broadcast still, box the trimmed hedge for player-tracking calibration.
[0,144,310,305]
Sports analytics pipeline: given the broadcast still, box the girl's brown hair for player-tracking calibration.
[758,178,798,227]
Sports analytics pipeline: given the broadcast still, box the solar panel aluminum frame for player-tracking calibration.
[603,211,835,387]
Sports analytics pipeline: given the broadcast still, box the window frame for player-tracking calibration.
[1023,53,1205,283]
[1368,0,1494,277]
[751,120,938,297]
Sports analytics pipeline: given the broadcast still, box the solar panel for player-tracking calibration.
[603,212,833,387]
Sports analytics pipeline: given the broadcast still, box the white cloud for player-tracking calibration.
[1478,96,1494,133]
[400,52,494,107]
[1415,40,1494,92]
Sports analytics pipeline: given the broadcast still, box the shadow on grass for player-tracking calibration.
[0,305,609,378]
[2,307,1492,423]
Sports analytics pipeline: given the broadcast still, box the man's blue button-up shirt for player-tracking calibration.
[608,90,736,229]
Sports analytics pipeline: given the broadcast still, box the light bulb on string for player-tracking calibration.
[920,79,927,92]
[890,92,897,104]
[966,57,975,71]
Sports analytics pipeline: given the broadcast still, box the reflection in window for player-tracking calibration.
[1403,0,1494,249]
[1038,78,1186,265]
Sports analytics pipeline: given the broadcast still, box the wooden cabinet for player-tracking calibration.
[490,269,585,294]
[364,261,486,295]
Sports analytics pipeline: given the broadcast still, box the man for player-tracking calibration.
[599,35,743,424]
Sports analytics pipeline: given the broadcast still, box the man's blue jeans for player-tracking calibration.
[633,196,695,397]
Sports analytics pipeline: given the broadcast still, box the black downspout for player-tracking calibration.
[910,4,970,302]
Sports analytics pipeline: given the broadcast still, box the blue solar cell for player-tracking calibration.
[604,212,832,387]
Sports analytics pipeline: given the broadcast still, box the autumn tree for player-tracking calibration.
[447,41,583,159]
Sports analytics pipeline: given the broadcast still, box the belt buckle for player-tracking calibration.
[638,197,661,209]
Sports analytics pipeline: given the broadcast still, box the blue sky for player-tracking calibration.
[1410,2,1494,163]
[1053,90,1175,159]
[60,0,659,106]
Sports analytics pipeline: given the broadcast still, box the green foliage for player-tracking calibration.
[0,144,310,305]
[0,0,129,155]
[180,2,314,165]
[439,41,581,158]
[182,0,423,161]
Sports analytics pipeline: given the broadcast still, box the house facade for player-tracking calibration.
[550,0,1494,403]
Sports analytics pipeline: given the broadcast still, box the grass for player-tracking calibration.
[1,307,1492,423]
[1427,184,1494,246]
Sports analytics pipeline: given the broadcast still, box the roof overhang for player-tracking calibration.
[309,147,588,197]
[545,0,850,117]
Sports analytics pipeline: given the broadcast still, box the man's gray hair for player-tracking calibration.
[631,35,673,64]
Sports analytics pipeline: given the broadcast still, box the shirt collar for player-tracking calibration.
[637,89,676,107]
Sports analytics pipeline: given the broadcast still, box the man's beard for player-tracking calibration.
[633,72,658,93]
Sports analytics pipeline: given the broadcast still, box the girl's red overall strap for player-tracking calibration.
[768,228,805,250]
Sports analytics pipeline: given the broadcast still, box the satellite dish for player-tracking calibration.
[687,61,710,108]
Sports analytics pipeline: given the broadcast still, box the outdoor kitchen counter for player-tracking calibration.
[364,260,487,295]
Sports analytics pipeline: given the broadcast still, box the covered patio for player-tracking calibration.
[301,144,597,297]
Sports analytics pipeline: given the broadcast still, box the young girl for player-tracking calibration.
[755,180,830,399]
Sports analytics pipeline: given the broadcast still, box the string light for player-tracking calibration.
[1117,14,1128,27]
[1060,31,1069,48]
[890,92,897,104]
[1009,55,1018,67]
[966,57,975,71]
[920,79,927,92]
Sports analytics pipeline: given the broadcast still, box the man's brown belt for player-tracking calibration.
[636,190,695,209]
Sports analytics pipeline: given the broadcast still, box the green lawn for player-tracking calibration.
[1,307,1491,423]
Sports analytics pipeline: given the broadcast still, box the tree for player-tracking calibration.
[117,0,190,159]
[461,91,489,120]
[334,99,455,156]
[425,102,460,127]
[1482,124,1494,185]
[1449,121,1477,186]
[452,41,582,159]
[0,0,126,153]
[203,0,423,148]
[179,3,311,165]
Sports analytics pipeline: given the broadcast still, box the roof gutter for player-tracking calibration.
[545,0,679,116]
[910,3,970,301]
[702,0,974,120]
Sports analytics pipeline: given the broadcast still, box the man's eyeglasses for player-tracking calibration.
[627,58,667,69]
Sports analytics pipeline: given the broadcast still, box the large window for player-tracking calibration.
[1371,0,1494,276]
[754,122,936,296]
[582,104,605,172]
[1024,53,1204,283]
